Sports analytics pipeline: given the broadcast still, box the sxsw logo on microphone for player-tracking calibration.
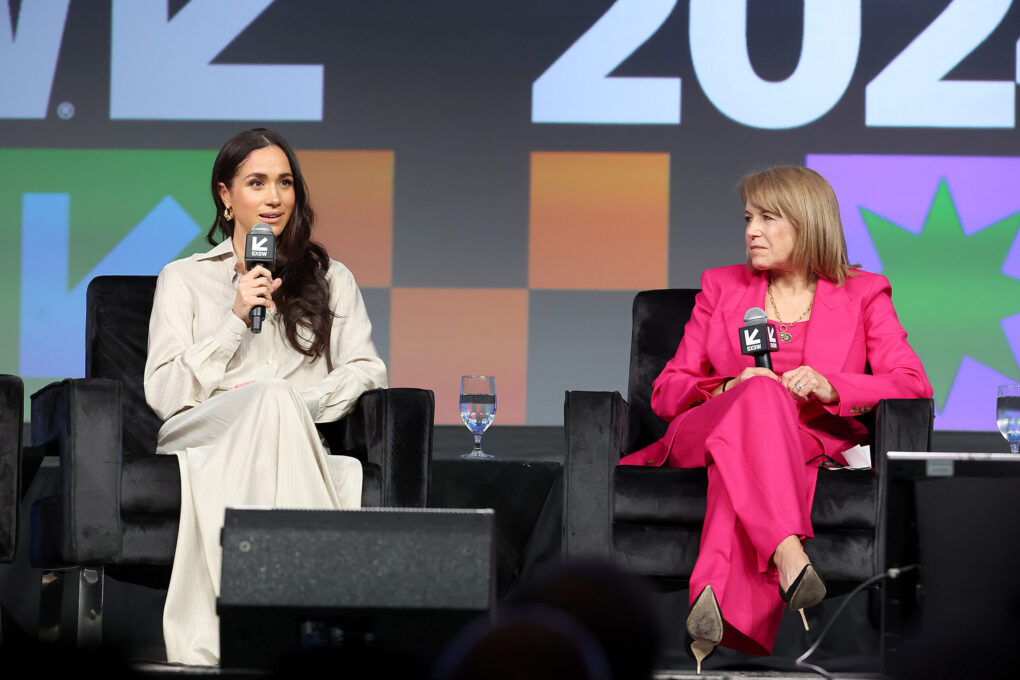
[739,324,778,356]
[250,237,270,256]
[742,327,764,352]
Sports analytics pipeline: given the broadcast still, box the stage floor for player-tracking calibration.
[125,663,884,679]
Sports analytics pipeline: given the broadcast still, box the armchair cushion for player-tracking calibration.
[121,456,180,516]
[614,467,880,530]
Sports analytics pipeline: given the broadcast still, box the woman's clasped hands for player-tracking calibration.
[781,365,838,403]
[232,264,282,324]
[722,366,838,404]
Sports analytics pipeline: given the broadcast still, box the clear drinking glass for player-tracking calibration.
[460,375,496,459]
[996,384,1020,453]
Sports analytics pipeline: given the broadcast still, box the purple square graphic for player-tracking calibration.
[806,154,1020,432]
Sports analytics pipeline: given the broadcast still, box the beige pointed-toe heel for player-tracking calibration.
[686,585,724,674]
[780,564,827,631]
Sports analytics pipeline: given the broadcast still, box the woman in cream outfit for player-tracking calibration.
[143,128,387,665]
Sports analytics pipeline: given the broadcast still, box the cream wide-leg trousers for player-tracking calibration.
[155,379,363,665]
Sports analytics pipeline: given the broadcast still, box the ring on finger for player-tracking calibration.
[795,382,804,391]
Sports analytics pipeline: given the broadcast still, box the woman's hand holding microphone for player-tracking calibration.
[232,264,282,325]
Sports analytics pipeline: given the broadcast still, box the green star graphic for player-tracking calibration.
[861,180,1020,411]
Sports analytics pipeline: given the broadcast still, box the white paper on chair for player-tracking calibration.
[840,444,872,469]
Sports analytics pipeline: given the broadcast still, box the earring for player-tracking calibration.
[223,206,234,221]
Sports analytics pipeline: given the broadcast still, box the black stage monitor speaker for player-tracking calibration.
[218,507,495,671]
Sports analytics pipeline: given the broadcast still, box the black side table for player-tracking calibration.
[428,459,562,597]
[885,451,1020,677]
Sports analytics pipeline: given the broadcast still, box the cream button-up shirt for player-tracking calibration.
[143,239,388,424]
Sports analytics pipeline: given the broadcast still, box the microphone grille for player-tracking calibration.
[249,222,273,234]
[744,306,767,325]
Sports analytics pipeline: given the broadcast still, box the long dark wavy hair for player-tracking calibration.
[208,128,333,361]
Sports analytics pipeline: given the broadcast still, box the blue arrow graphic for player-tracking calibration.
[20,193,201,377]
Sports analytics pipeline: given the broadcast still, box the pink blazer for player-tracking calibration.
[622,265,933,467]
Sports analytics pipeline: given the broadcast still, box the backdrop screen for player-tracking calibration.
[2,0,1019,429]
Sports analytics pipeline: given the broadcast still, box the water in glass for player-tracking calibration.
[460,375,496,459]
[460,394,496,433]
[996,385,1020,454]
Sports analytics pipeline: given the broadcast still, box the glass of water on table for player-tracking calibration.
[460,376,496,459]
[996,385,1020,453]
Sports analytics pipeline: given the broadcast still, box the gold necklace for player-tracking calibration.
[767,282,815,342]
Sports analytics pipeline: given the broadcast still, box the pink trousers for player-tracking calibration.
[668,376,821,655]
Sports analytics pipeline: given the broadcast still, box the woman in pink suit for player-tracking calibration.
[619,166,932,672]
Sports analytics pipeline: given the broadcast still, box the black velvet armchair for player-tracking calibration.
[26,275,434,645]
[562,288,934,593]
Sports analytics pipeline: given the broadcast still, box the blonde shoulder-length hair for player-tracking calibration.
[739,166,859,286]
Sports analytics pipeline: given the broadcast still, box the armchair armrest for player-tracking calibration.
[29,378,123,565]
[872,397,934,577]
[562,390,628,558]
[318,388,434,508]
[873,398,934,460]
[0,374,23,562]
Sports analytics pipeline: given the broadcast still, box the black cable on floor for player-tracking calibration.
[791,564,920,679]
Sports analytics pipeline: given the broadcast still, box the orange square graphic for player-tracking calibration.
[529,151,669,290]
[389,289,528,425]
[297,150,393,287]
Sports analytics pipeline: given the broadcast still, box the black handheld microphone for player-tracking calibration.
[738,307,779,370]
[244,222,277,334]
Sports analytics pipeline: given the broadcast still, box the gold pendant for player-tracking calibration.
[780,331,792,342]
